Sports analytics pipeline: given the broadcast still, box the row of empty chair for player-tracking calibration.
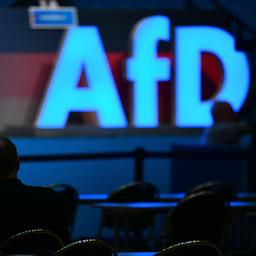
[45,181,256,255]
[96,182,233,251]
[0,229,222,256]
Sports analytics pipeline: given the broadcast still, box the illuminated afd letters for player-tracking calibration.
[36,27,127,128]
[176,26,250,127]
[36,18,251,129]
[127,16,171,127]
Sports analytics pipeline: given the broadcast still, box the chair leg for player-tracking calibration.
[114,212,121,251]
[124,215,130,251]
[147,218,156,250]
[97,213,105,238]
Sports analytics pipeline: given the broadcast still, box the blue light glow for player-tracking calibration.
[36,27,127,128]
[127,16,171,127]
[175,26,250,127]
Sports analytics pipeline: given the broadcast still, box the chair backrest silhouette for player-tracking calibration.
[54,238,118,256]
[98,181,159,250]
[156,240,222,256]
[164,191,229,250]
[107,181,159,203]
[0,229,64,254]
[47,184,78,234]
[187,181,236,200]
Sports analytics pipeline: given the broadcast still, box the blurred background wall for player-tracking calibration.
[0,0,254,241]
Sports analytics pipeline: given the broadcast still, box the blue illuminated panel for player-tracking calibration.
[29,7,78,29]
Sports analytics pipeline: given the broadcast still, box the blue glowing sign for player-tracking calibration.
[175,26,250,127]
[36,16,251,128]
[36,27,127,128]
[29,7,78,29]
[127,16,171,127]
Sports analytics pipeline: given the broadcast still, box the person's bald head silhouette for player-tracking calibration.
[0,137,20,180]
[211,101,237,124]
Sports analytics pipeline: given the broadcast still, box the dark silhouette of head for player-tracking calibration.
[211,101,237,124]
[0,137,20,180]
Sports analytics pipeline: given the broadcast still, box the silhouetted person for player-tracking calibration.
[201,101,246,145]
[0,137,70,243]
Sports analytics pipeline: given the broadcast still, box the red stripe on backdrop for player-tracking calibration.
[0,53,55,98]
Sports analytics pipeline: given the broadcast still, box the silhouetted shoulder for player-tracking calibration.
[23,184,58,197]
[21,183,63,208]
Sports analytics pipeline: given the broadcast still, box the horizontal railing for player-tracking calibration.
[19,146,256,182]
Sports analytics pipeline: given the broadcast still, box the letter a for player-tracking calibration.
[36,27,127,128]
